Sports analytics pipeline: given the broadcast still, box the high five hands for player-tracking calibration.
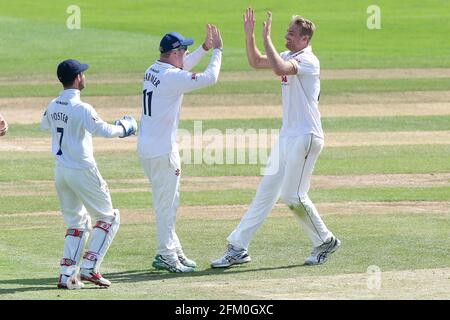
[243,7,255,36]
[203,24,213,50]
[244,8,272,40]
[203,24,222,50]
[262,11,272,39]
[211,24,222,49]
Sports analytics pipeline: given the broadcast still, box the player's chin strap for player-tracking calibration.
[80,209,120,272]
[60,216,92,276]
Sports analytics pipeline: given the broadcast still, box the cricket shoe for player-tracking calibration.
[57,269,84,290]
[177,249,197,268]
[80,268,111,288]
[304,236,341,266]
[210,244,251,268]
[152,255,195,273]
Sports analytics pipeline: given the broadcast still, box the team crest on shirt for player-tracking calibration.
[281,75,289,86]
[190,73,198,81]
[175,168,181,176]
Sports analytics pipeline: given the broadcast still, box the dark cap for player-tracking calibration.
[159,32,194,53]
[57,59,89,83]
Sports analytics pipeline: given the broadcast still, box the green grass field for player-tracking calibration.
[1,0,449,301]
[1,0,450,75]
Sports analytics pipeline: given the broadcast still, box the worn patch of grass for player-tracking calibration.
[2,78,450,97]
[2,145,449,182]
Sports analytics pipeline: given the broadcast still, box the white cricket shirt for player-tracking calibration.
[138,46,222,159]
[40,89,124,169]
[279,46,323,139]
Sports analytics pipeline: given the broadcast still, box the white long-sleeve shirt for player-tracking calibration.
[40,89,124,169]
[138,46,222,159]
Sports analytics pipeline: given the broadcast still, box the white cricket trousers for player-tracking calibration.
[228,134,333,249]
[140,152,183,261]
[55,164,116,229]
[55,164,119,274]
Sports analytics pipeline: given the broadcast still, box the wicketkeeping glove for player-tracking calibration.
[115,115,138,138]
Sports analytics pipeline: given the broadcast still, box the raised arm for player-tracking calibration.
[172,25,222,94]
[262,11,298,76]
[183,24,213,71]
[244,8,270,69]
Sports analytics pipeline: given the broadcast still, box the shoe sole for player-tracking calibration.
[179,261,197,268]
[152,261,195,273]
[80,275,110,288]
[152,261,167,270]
[211,256,252,268]
[57,281,84,290]
[152,261,175,271]
[181,263,197,268]
[304,239,341,266]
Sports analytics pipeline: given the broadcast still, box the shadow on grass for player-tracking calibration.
[0,276,56,294]
[0,263,306,294]
[106,262,307,283]
[0,277,105,295]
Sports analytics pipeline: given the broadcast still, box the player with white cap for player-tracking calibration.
[41,59,137,289]
[138,25,223,272]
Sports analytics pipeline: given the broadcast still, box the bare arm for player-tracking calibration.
[244,8,270,69]
[262,11,297,76]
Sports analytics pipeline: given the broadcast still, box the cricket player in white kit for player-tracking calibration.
[212,9,341,268]
[41,59,137,289]
[138,26,223,272]
[0,113,8,136]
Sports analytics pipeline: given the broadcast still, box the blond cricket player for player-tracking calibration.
[212,9,341,268]
[138,25,223,272]
[41,59,137,289]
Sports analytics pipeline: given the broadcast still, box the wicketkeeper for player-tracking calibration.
[41,59,138,289]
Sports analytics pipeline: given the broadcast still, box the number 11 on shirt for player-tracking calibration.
[143,89,152,116]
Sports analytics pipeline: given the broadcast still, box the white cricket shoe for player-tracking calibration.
[57,268,84,290]
[211,244,251,268]
[177,249,197,268]
[304,236,341,265]
[80,268,111,288]
[152,255,195,273]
